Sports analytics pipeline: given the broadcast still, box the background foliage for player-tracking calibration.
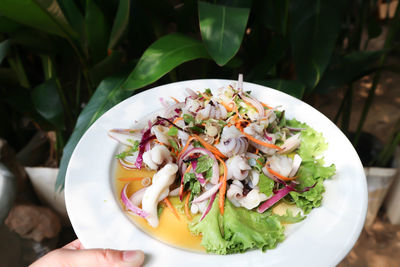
[0,0,399,189]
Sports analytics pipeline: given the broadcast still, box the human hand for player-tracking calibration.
[30,239,145,267]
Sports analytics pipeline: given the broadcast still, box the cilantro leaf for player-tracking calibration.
[258,173,274,196]
[168,126,178,136]
[183,172,201,196]
[169,139,179,151]
[115,140,139,159]
[195,155,214,173]
[183,114,195,124]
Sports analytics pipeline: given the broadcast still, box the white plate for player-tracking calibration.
[65,79,367,267]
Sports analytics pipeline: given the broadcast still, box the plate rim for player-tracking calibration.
[65,78,368,267]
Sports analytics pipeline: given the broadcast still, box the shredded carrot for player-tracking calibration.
[216,156,227,215]
[255,148,259,154]
[184,192,192,220]
[163,198,180,220]
[221,101,234,112]
[193,134,226,158]
[239,129,282,150]
[178,136,195,159]
[265,163,297,181]
[173,117,183,124]
[154,139,167,146]
[242,98,258,111]
[261,101,273,109]
[170,96,180,103]
[117,177,144,181]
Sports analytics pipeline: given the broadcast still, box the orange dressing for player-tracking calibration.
[114,163,204,252]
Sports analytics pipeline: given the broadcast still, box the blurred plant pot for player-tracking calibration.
[24,167,69,225]
[384,147,400,224]
[0,163,16,224]
[353,132,398,227]
[364,166,397,227]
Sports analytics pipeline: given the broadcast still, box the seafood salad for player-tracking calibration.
[109,75,336,254]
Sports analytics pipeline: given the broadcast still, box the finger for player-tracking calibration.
[44,248,145,267]
[63,239,85,250]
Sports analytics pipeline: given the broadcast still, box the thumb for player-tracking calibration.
[34,248,145,267]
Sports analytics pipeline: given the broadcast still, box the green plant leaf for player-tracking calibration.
[9,28,60,54]
[122,33,210,90]
[85,0,110,64]
[198,1,250,66]
[255,79,305,99]
[7,52,30,88]
[31,78,64,129]
[58,0,86,49]
[0,68,19,87]
[0,39,11,64]
[89,50,124,86]
[314,50,383,93]
[290,0,346,90]
[255,0,289,36]
[0,0,77,38]
[57,33,211,190]
[0,15,21,33]
[108,0,130,50]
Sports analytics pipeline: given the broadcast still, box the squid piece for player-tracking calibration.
[197,101,228,120]
[151,125,171,146]
[215,126,248,157]
[238,188,268,210]
[227,180,244,207]
[244,123,277,155]
[226,155,251,180]
[141,163,178,227]
[142,145,172,170]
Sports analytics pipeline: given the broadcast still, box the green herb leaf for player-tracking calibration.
[189,126,205,134]
[168,126,178,136]
[205,168,213,180]
[196,155,214,173]
[183,172,201,196]
[169,139,179,151]
[115,140,139,159]
[258,173,274,196]
[183,114,195,124]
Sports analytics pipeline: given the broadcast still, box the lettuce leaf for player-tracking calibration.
[286,119,336,214]
[189,197,285,254]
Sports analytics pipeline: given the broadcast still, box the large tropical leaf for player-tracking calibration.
[0,0,76,39]
[0,15,21,33]
[255,0,289,36]
[85,0,110,64]
[290,0,346,91]
[198,1,250,66]
[314,50,383,93]
[122,33,210,89]
[32,78,64,129]
[255,79,305,99]
[56,33,210,190]
[0,40,11,64]
[108,0,131,50]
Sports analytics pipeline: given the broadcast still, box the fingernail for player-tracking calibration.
[123,250,144,263]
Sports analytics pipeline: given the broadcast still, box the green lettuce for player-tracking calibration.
[287,119,336,213]
[189,197,285,254]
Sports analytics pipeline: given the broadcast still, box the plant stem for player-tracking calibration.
[341,83,353,136]
[353,3,400,147]
[374,118,400,166]
[55,79,74,128]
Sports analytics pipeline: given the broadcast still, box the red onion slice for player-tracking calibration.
[192,182,221,203]
[178,147,219,184]
[257,186,294,213]
[199,192,217,221]
[119,158,138,169]
[129,187,147,206]
[121,184,149,218]
[240,93,265,118]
